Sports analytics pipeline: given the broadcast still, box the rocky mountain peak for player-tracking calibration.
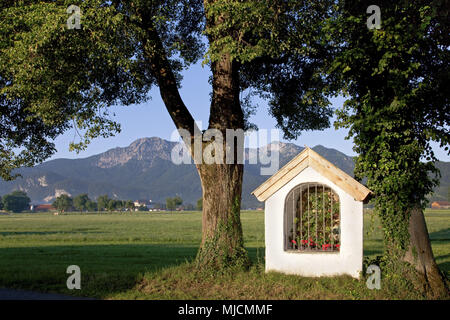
[96,137,175,168]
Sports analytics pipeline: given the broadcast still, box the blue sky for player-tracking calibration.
[49,62,449,162]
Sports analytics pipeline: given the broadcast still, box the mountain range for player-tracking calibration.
[0,137,448,208]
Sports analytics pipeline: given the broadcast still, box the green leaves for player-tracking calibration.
[53,193,73,213]
[0,0,341,179]
[0,1,205,178]
[2,190,31,213]
[235,1,338,139]
[204,0,282,64]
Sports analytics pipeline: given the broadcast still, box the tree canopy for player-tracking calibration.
[52,194,73,212]
[96,194,110,211]
[166,196,182,211]
[0,0,339,178]
[73,193,90,212]
[2,190,31,213]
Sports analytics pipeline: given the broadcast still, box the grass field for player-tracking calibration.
[0,209,448,299]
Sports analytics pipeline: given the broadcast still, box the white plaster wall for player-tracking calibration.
[264,166,363,278]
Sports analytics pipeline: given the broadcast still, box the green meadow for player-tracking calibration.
[0,209,448,299]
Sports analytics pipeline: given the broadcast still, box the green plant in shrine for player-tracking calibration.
[290,188,340,251]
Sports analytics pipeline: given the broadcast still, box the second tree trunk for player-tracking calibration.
[195,162,250,270]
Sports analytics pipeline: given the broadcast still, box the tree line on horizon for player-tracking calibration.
[52,193,142,213]
[0,190,204,213]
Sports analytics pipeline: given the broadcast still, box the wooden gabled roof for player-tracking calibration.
[251,147,372,202]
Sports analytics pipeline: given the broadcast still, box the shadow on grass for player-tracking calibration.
[0,244,265,299]
[0,229,104,236]
[435,254,450,277]
[1,241,445,299]
[430,228,450,240]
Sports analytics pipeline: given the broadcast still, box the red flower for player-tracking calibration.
[291,240,297,244]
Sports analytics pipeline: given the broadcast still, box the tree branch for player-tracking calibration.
[141,20,199,147]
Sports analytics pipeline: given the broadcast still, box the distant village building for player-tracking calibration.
[133,199,162,211]
[431,201,450,209]
[134,200,149,208]
[32,204,56,212]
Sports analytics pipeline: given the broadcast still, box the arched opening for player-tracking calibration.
[284,183,340,252]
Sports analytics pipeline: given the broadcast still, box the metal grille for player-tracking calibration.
[284,183,340,252]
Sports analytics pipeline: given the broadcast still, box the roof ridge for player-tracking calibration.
[252,148,372,202]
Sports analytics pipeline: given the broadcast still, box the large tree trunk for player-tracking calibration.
[195,162,249,269]
[194,54,250,270]
[403,207,449,297]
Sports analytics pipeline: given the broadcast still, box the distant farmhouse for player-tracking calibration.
[431,201,450,209]
[133,200,163,211]
[31,204,56,212]
[133,200,148,208]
